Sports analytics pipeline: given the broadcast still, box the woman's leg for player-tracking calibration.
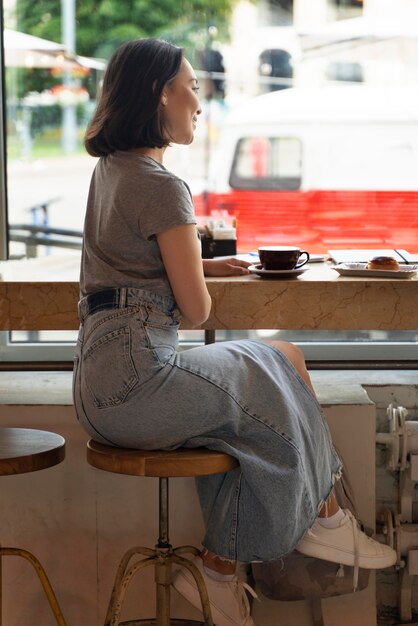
[201,342,336,577]
[201,490,340,576]
[268,340,315,393]
[267,341,396,568]
[201,548,236,574]
[173,551,255,626]
[318,490,340,517]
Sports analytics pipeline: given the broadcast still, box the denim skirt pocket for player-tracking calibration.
[142,305,179,367]
[83,326,139,408]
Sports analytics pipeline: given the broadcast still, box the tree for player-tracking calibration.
[15,0,236,63]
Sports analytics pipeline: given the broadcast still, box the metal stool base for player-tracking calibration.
[0,547,67,626]
[105,545,213,626]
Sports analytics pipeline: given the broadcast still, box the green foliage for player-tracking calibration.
[15,0,235,62]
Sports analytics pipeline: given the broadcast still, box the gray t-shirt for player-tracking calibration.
[80,151,197,298]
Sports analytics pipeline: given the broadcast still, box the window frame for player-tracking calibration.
[0,21,8,261]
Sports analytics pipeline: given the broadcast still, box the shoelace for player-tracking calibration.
[234,579,259,621]
[344,509,360,591]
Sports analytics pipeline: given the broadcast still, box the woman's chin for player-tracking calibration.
[174,134,195,146]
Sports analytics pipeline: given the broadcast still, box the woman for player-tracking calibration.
[73,39,396,626]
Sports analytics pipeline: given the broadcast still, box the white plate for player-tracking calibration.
[248,264,309,278]
[332,263,418,278]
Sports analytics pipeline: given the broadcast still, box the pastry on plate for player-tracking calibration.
[366,256,400,270]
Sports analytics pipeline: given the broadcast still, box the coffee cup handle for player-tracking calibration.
[295,251,310,268]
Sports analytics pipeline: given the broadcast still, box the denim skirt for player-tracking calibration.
[73,287,341,563]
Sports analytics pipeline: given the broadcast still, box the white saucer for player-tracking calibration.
[248,264,309,278]
[332,263,418,279]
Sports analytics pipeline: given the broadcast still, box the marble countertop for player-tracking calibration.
[0,256,417,331]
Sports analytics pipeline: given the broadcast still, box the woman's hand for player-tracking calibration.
[203,258,251,277]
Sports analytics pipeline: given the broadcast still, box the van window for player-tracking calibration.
[229,137,302,190]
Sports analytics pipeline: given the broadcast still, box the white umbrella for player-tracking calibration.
[74,54,106,71]
[3,28,105,70]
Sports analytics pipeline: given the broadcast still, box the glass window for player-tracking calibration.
[229,137,302,190]
[1,0,417,363]
[326,61,364,82]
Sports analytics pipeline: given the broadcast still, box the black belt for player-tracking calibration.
[82,287,129,316]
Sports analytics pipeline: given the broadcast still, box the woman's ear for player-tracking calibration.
[161,91,168,106]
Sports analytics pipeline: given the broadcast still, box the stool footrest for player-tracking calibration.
[119,618,205,626]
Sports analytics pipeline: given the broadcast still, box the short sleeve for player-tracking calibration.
[139,175,197,241]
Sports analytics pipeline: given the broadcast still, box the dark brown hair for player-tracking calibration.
[84,38,183,157]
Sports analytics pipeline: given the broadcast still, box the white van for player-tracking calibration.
[195,85,418,252]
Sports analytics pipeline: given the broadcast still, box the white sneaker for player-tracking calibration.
[172,555,257,626]
[296,509,397,569]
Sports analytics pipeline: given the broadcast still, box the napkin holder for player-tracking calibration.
[201,231,237,258]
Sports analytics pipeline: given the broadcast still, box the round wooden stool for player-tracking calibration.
[0,427,67,626]
[87,441,239,626]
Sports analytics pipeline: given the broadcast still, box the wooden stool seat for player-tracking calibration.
[0,427,65,475]
[87,441,239,477]
[87,440,240,626]
[0,427,67,626]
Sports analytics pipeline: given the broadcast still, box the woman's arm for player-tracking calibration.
[157,224,212,327]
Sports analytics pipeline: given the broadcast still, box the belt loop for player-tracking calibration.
[119,287,127,308]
